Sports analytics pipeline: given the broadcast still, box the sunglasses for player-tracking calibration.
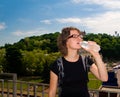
[67,34,83,39]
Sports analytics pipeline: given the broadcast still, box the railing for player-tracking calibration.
[0,79,49,97]
[0,73,120,97]
[89,88,120,97]
[0,73,17,97]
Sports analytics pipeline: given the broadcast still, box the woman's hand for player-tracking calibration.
[81,41,101,54]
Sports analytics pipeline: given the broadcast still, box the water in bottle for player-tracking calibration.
[80,41,100,52]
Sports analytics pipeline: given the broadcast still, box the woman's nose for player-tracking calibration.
[78,36,83,41]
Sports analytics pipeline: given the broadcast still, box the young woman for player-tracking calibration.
[48,26,108,97]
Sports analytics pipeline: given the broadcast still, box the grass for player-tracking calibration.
[88,72,102,89]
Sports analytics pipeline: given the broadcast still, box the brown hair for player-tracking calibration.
[57,26,84,56]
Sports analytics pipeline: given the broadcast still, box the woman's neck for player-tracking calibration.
[64,52,79,62]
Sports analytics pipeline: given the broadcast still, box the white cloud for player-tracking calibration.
[0,22,6,30]
[71,0,120,10]
[40,20,51,24]
[56,18,81,23]
[82,11,120,34]
[71,0,82,3]
[52,11,120,35]
[12,28,51,37]
[12,30,36,36]
[94,0,120,10]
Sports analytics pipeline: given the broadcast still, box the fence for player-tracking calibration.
[89,88,120,97]
[0,73,120,97]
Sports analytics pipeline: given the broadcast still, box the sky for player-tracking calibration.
[0,0,120,46]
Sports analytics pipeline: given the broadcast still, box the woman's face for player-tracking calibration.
[66,30,83,50]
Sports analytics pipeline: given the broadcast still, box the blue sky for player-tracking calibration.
[0,0,120,46]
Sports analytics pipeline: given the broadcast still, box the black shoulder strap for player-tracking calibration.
[81,55,89,72]
[57,57,64,86]
[81,55,86,71]
[81,55,90,82]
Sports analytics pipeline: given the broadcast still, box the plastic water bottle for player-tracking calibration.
[80,41,100,52]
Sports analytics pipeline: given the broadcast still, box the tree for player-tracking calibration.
[0,48,6,73]
[4,45,25,76]
[21,49,48,76]
[41,52,60,83]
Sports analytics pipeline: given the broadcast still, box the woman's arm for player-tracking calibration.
[90,52,108,82]
[48,71,58,97]
[82,41,108,81]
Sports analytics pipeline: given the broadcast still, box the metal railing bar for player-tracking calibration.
[20,81,23,97]
[27,83,30,97]
[0,79,4,97]
[7,80,9,97]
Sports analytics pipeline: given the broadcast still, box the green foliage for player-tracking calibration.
[14,32,60,52]
[41,52,60,83]
[84,33,120,61]
[0,48,6,72]
[21,49,47,75]
[21,49,60,83]
[0,31,120,83]
[4,44,26,76]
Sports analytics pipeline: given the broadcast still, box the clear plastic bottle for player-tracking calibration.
[80,41,100,52]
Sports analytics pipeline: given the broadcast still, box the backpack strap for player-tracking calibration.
[81,55,90,71]
[57,57,64,87]
[57,57,64,97]
[81,55,87,71]
[81,55,91,82]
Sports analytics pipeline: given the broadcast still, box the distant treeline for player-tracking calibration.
[0,32,120,83]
